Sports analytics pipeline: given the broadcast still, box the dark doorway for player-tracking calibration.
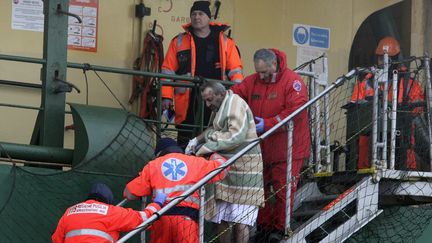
[349,1,411,70]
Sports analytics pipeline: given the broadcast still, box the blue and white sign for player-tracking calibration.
[293,24,330,49]
[162,158,188,181]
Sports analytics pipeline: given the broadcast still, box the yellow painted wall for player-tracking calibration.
[0,0,401,149]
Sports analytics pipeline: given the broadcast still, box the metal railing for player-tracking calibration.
[117,68,359,242]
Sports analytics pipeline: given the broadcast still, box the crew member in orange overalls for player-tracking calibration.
[351,36,425,170]
[161,1,243,147]
[52,183,166,243]
[123,137,228,243]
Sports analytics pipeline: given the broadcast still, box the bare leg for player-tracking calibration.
[217,221,232,243]
[235,224,250,243]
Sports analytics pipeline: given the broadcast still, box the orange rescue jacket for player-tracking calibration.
[52,199,160,243]
[124,153,227,209]
[161,22,243,123]
[351,74,424,104]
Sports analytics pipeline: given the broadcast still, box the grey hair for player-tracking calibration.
[253,48,276,66]
[200,80,226,95]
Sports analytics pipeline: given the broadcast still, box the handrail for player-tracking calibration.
[116,68,358,242]
[0,54,233,86]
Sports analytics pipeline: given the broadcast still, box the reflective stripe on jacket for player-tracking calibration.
[52,200,160,243]
[124,153,227,209]
[161,22,243,123]
[351,75,424,104]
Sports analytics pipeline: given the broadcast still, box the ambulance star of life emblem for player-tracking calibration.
[293,80,302,92]
[161,158,188,181]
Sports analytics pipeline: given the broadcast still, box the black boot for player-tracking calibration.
[252,226,270,243]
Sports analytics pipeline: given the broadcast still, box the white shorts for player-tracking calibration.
[209,200,258,226]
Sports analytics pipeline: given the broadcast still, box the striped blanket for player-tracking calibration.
[196,90,264,218]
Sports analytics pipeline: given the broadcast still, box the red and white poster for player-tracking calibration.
[67,0,99,52]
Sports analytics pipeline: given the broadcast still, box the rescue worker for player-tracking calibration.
[231,48,311,242]
[123,137,228,243]
[351,36,425,170]
[161,1,243,148]
[52,183,166,243]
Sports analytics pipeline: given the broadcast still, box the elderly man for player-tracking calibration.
[161,1,243,148]
[186,81,264,243]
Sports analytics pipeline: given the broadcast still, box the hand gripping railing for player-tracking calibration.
[116,68,358,243]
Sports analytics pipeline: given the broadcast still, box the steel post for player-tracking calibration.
[423,55,432,171]
[285,121,294,235]
[199,187,205,243]
[381,52,390,168]
[390,70,399,169]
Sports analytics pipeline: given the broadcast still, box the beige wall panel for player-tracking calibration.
[0,0,410,150]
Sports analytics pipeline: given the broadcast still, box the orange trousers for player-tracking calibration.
[150,215,198,243]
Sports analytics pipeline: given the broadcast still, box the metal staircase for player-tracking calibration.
[289,175,381,243]
[288,168,432,243]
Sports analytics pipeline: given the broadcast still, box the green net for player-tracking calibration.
[0,114,154,242]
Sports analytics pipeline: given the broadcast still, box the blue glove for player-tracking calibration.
[153,193,167,207]
[255,117,264,134]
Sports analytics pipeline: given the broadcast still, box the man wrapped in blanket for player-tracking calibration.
[185,80,264,243]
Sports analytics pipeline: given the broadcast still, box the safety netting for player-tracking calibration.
[1,57,432,243]
[125,57,432,243]
[0,114,155,242]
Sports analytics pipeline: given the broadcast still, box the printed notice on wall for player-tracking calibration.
[68,0,99,52]
[296,46,328,85]
[11,0,44,32]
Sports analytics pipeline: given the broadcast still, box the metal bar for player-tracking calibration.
[371,71,379,167]
[156,79,162,137]
[295,70,316,77]
[314,83,322,172]
[0,157,70,167]
[0,54,233,86]
[199,187,205,243]
[381,53,390,168]
[0,79,42,89]
[308,67,316,171]
[0,103,42,111]
[117,69,357,243]
[0,103,72,114]
[67,62,233,86]
[116,199,128,207]
[0,54,46,64]
[423,55,432,171]
[285,121,294,235]
[36,0,70,147]
[310,64,322,173]
[0,142,73,164]
[390,70,399,169]
[324,93,331,171]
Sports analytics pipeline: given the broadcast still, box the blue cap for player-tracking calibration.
[87,183,114,204]
[154,137,182,156]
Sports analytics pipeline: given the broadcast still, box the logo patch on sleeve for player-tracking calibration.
[293,80,302,92]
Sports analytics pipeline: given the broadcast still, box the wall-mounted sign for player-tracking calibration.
[11,0,44,32]
[11,0,99,52]
[68,0,99,52]
[293,24,330,50]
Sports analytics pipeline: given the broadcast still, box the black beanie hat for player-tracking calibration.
[190,1,211,19]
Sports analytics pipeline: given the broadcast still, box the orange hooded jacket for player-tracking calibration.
[161,22,243,123]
